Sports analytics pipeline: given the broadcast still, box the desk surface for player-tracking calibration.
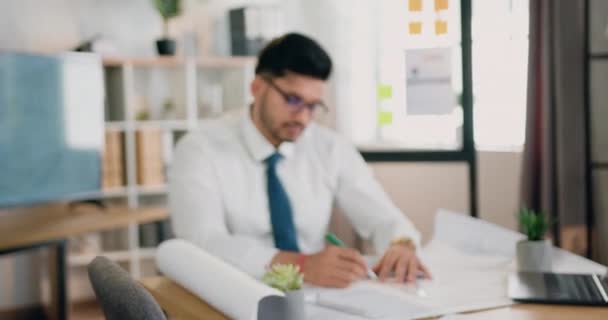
[140,276,608,320]
[0,203,168,251]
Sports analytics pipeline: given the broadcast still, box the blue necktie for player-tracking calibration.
[266,153,299,252]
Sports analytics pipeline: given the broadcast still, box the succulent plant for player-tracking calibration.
[519,207,551,241]
[262,264,304,292]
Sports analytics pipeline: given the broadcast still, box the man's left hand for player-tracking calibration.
[372,244,431,283]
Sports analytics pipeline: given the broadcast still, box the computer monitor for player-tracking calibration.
[0,52,104,207]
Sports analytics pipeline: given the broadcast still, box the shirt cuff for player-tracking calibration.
[238,245,279,279]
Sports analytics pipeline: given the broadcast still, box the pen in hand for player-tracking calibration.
[325,233,378,280]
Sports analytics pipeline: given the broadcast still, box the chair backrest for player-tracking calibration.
[88,256,166,320]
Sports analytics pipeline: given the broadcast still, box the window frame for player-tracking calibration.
[360,0,478,218]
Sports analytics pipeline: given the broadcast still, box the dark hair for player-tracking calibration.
[255,33,332,80]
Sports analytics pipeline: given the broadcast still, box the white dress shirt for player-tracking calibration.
[169,110,421,279]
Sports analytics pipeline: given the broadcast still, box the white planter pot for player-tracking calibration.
[516,239,552,272]
[285,289,306,320]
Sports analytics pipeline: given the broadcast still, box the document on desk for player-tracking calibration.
[303,209,520,319]
[304,243,514,319]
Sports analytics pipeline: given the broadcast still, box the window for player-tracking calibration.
[354,0,464,151]
[340,0,529,151]
[472,0,529,150]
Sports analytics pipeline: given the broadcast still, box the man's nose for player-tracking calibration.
[292,106,312,123]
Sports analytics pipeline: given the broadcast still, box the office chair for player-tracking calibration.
[88,256,166,320]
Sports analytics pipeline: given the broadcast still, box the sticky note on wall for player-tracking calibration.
[435,20,448,35]
[409,22,423,35]
[409,0,422,12]
[378,111,393,126]
[377,84,393,100]
[435,0,448,11]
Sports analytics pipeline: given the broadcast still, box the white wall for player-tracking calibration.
[0,0,233,57]
[0,0,158,54]
[371,151,523,243]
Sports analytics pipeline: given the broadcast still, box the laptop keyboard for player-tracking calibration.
[544,273,606,302]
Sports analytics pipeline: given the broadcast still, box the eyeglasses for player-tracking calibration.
[262,76,328,114]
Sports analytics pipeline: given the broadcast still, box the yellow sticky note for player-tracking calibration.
[378,111,393,126]
[435,0,449,11]
[409,22,422,35]
[377,84,393,100]
[435,20,448,35]
[409,0,422,12]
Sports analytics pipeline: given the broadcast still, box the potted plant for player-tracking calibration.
[262,264,306,320]
[517,208,552,271]
[153,0,181,55]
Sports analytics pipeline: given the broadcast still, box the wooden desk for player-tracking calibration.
[141,276,227,320]
[0,204,168,251]
[0,204,169,320]
[140,276,608,320]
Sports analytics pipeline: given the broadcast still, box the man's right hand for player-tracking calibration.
[302,245,368,288]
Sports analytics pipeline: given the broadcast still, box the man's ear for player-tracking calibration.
[250,76,264,98]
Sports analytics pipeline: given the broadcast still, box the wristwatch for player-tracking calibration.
[390,237,416,251]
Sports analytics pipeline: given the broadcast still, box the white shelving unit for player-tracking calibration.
[69,56,255,280]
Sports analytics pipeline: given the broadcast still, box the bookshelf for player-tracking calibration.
[69,56,255,283]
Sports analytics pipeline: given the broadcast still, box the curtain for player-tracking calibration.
[521,0,589,256]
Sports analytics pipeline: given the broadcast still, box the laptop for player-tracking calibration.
[508,272,608,306]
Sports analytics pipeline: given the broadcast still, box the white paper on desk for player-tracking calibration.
[431,208,525,257]
[308,209,608,319]
[305,241,514,320]
[304,210,520,320]
[156,239,283,320]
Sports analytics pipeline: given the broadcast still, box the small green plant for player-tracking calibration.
[136,109,150,121]
[519,208,550,241]
[262,264,303,292]
[153,0,182,38]
[162,98,175,118]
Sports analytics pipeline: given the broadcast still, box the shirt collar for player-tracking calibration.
[241,109,295,162]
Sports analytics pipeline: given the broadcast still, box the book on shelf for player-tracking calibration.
[101,228,129,252]
[139,219,174,248]
[139,222,158,248]
[102,129,125,189]
[136,128,165,186]
[161,131,174,180]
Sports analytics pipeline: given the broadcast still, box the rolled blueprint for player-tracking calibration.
[156,239,284,320]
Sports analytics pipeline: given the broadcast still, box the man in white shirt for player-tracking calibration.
[170,33,430,288]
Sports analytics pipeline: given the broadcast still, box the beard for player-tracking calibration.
[259,96,305,143]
